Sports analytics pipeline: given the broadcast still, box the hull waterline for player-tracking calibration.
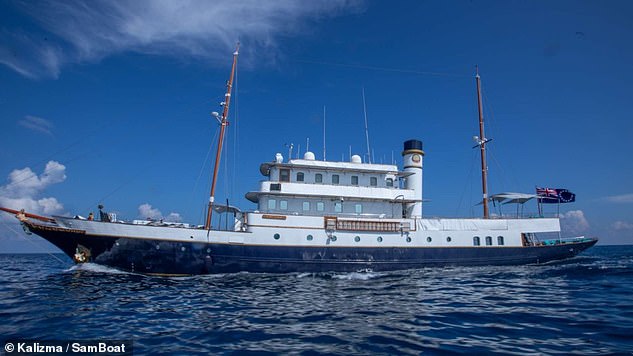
[25,221,598,275]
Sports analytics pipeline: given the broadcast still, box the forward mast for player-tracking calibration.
[205,43,240,230]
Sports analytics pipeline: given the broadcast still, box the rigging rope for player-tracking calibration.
[0,219,68,265]
[293,59,471,78]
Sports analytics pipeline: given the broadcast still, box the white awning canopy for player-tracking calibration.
[489,192,538,205]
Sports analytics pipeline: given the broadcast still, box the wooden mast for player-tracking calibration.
[475,66,490,218]
[205,43,239,230]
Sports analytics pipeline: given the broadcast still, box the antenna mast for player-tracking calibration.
[475,66,490,218]
[362,87,372,164]
[323,105,326,161]
[205,42,240,230]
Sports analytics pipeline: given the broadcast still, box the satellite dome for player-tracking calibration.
[351,155,362,163]
[303,151,315,160]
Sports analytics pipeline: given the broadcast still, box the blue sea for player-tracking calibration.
[1,246,632,355]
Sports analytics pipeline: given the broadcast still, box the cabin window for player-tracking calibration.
[315,173,323,183]
[351,176,359,185]
[355,236,361,242]
[274,233,280,240]
[355,204,362,214]
[334,202,342,213]
[377,236,383,242]
[497,236,505,245]
[370,177,377,186]
[427,236,432,242]
[279,200,288,210]
[280,169,290,182]
[307,234,313,241]
[316,202,324,212]
[386,178,394,187]
[473,236,481,246]
[268,199,276,210]
[446,236,452,242]
[485,236,493,246]
[302,202,310,211]
[332,174,340,184]
[296,172,305,182]
[270,183,281,191]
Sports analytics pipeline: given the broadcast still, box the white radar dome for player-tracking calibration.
[275,153,283,163]
[351,155,362,163]
[303,151,316,160]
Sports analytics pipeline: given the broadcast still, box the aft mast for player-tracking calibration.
[475,66,490,218]
[205,43,240,230]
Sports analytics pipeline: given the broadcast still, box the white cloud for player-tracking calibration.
[612,221,633,231]
[138,203,182,222]
[560,210,590,235]
[2,0,363,79]
[604,193,633,203]
[18,115,54,135]
[0,161,67,219]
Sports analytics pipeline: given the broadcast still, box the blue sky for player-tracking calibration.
[1,0,632,251]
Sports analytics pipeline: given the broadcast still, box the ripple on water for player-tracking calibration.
[0,247,632,354]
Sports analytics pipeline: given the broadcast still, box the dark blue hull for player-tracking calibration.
[27,222,598,275]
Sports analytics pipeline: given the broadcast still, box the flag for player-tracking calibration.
[536,187,576,204]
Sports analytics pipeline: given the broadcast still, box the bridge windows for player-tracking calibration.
[296,172,305,182]
[268,199,276,210]
[386,178,394,187]
[280,169,290,182]
[315,173,323,183]
[279,200,288,210]
[332,174,340,184]
[351,175,359,185]
[316,202,324,212]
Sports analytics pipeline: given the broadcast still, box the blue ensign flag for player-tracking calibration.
[536,187,576,204]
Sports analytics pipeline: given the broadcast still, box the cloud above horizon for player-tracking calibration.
[18,115,54,135]
[138,203,182,222]
[560,210,590,235]
[1,0,362,79]
[0,161,67,219]
[604,193,633,204]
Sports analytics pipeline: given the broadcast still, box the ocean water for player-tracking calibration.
[1,246,632,355]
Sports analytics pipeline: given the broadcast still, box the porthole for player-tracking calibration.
[446,236,452,242]
[206,248,211,253]
[377,236,383,243]
[190,235,194,239]
[274,233,280,240]
[354,236,361,242]
[155,245,160,250]
[181,246,186,252]
[307,234,313,241]
[406,237,412,243]
[331,235,337,242]
[426,236,432,243]
[115,242,120,246]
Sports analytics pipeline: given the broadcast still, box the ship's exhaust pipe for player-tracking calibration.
[402,139,424,218]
